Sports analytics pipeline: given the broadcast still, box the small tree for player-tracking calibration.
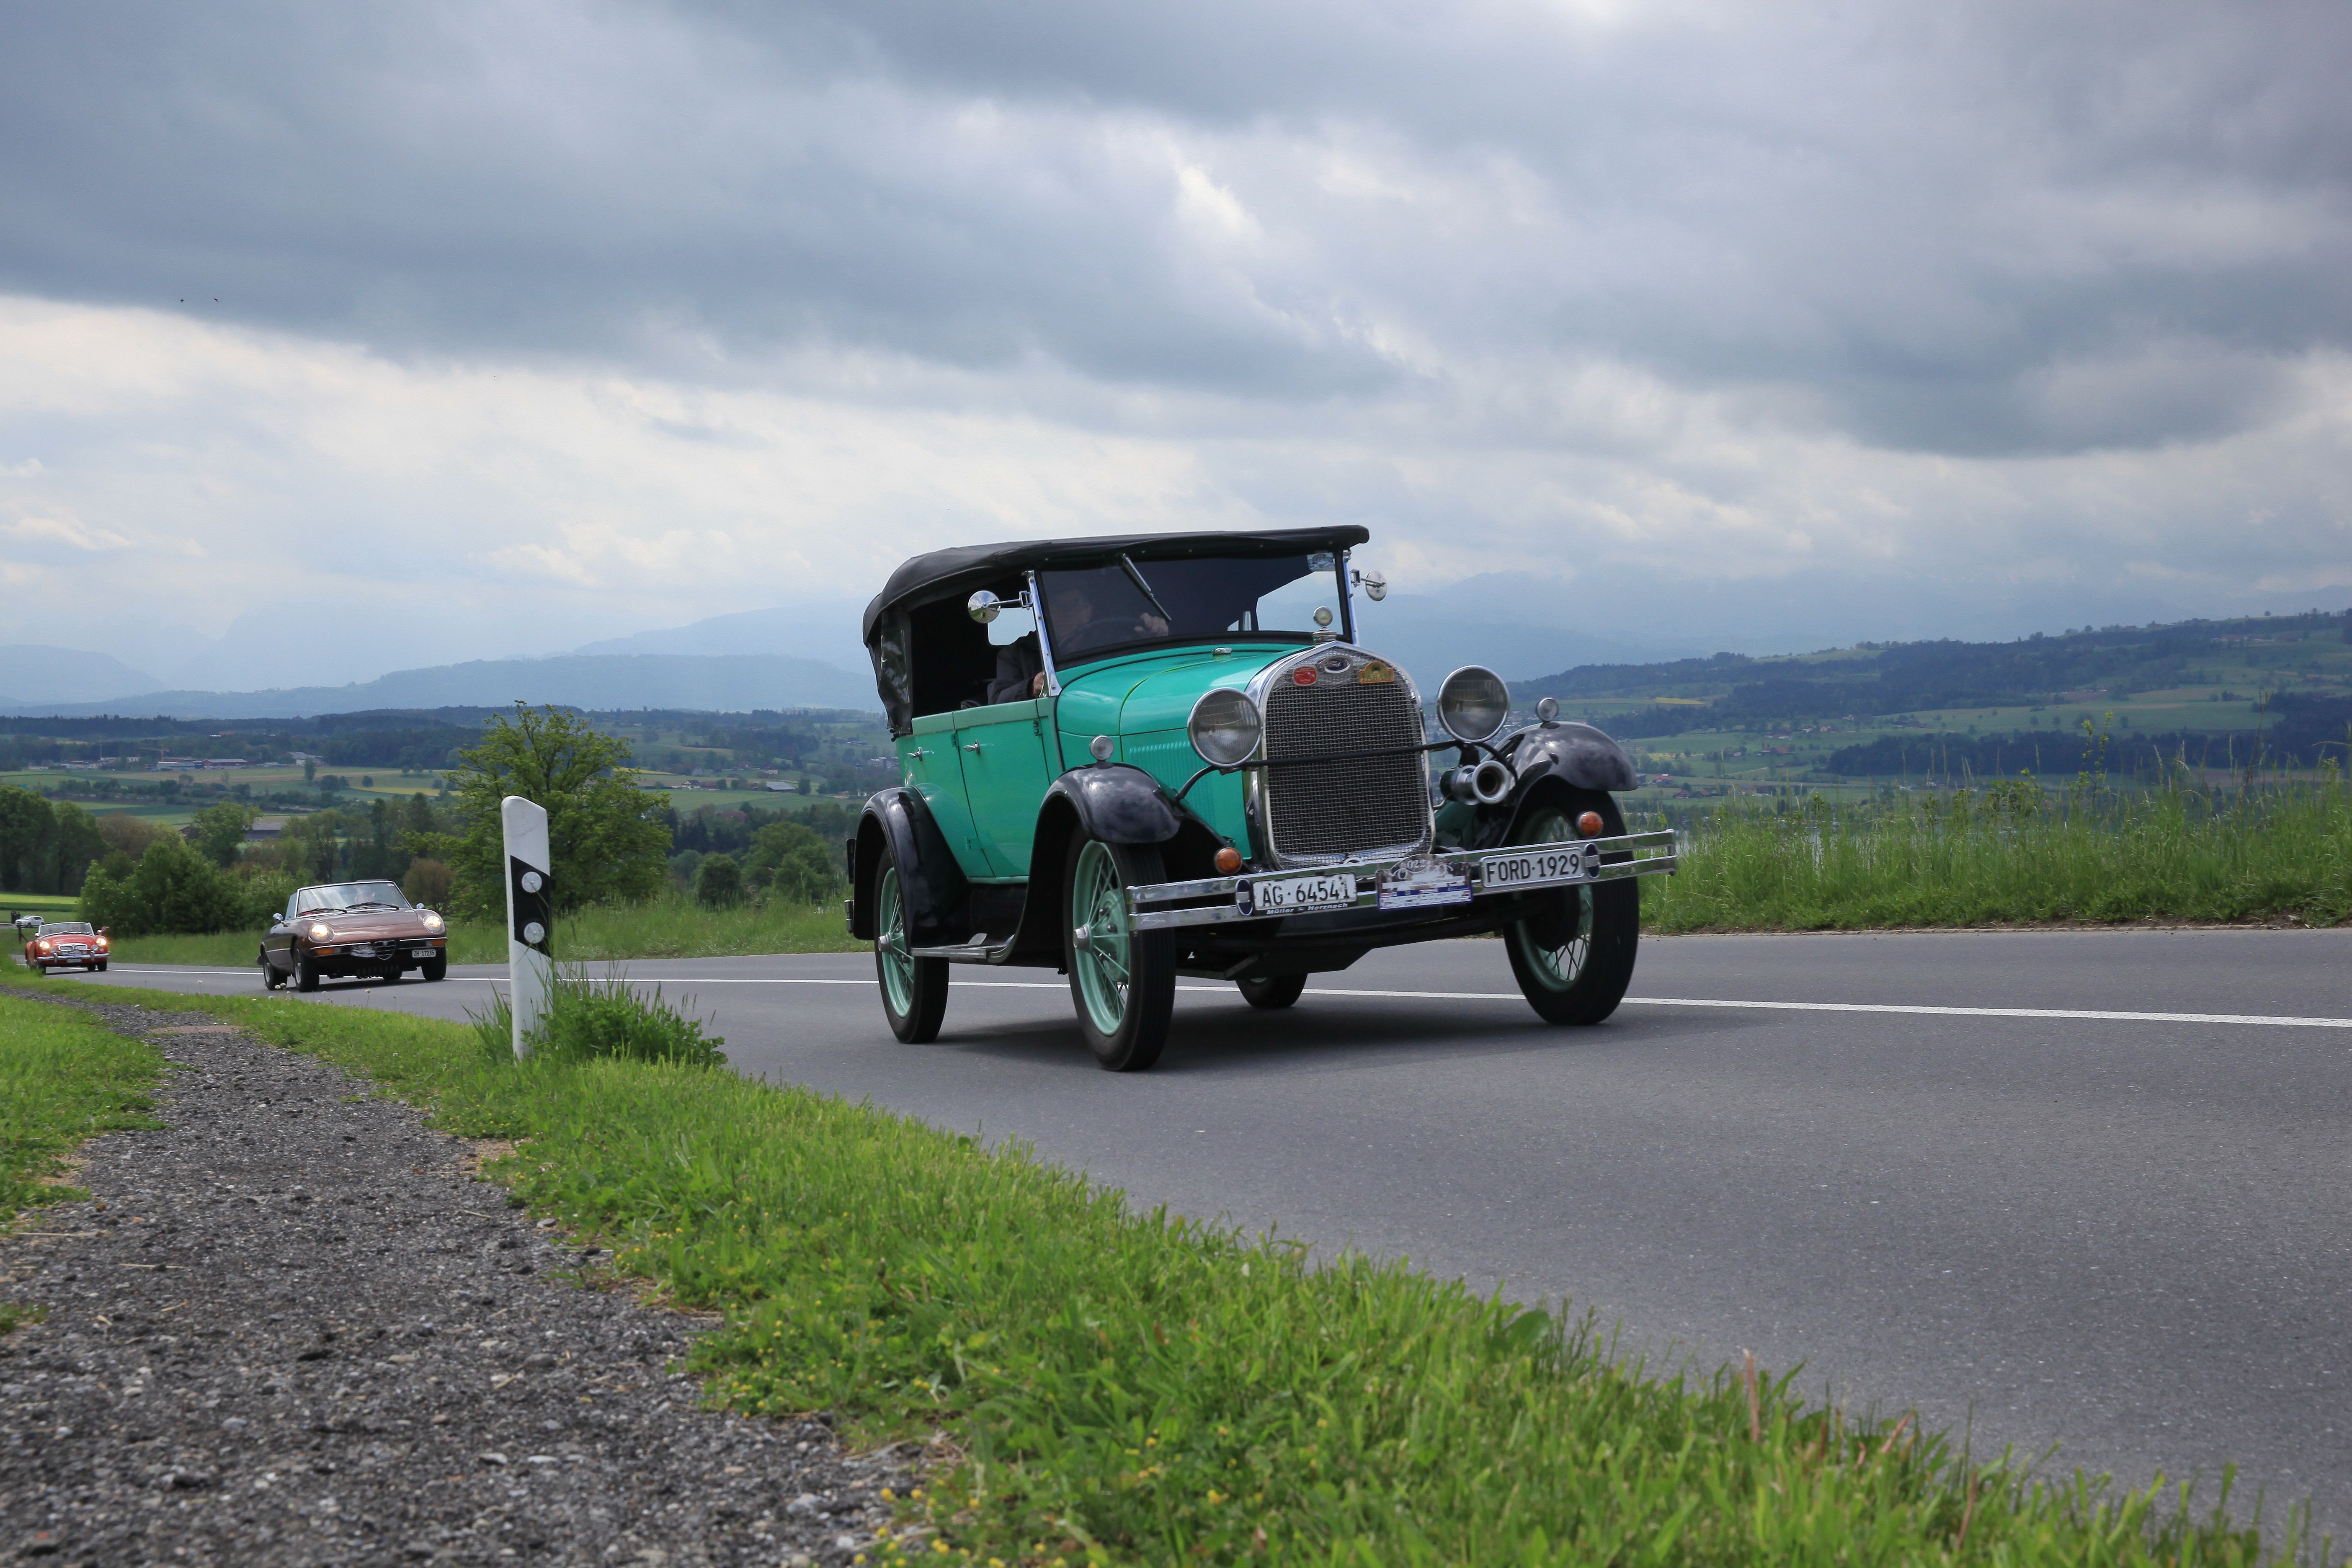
[442,703,671,919]
[694,854,745,908]
[746,818,842,905]
[188,800,260,868]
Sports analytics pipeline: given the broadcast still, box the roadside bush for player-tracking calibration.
[745,818,841,905]
[693,854,745,908]
[402,857,454,909]
[77,835,247,936]
[469,970,726,1068]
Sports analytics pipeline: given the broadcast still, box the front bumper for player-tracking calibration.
[1126,828,1677,931]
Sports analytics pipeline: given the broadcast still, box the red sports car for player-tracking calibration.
[24,921,108,973]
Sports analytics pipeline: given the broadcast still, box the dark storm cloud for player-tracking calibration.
[3,0,2347,454]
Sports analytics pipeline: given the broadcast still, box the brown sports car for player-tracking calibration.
[260,879,449,990]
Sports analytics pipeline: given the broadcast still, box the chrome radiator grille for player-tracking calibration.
[1261,659,1431,864]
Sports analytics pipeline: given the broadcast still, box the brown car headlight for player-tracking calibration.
[419,910,445,931]
[307,921,334,941]
[1187,688,1261,768]
[1437,665,1512,745]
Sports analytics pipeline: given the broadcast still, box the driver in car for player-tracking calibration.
[988,584,1169,701]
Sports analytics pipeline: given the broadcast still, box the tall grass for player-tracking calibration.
[101,890,861,969]
[1651,775,2352,931]
[0,990,166,1222]
[9,966,2326,1567]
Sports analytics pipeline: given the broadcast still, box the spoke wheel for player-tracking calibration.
[1503,792,1639,1026]
[874,861,949,1043]
[1063,829,1175,1071]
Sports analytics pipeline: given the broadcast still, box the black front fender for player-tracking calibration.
[850,789,969,945]
[1043,764,1184,845]
[1508,721,1637,794]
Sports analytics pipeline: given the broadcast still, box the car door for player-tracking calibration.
[898,712,988,879]
[952,696,1057,877]
[263,895,297,973]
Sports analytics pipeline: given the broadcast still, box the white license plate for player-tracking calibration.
[1247,873,1359,915]
[1481,846,1595,891]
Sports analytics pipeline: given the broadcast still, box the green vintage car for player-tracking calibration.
[847,527,1676,1070]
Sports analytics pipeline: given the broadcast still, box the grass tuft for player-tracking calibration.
[468,966,727,1068]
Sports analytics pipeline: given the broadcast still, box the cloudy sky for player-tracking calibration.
[3,0,2348,687]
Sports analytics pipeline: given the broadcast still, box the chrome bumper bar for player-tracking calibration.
[1124,829,1678,932]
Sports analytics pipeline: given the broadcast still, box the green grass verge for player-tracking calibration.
[1646,785,2352,932]
[3,891,83,918]
[101,891,863,970]
[0,989,168,1224]
[0,968,2316,1566]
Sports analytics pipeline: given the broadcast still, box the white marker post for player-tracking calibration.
[500,795,552,1058]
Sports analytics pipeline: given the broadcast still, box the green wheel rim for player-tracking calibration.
[877,866,914,1015]
[1513,809,1594,992]
[1070,840,1133,1036]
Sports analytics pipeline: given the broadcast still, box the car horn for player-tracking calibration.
[1440,758,1515,805]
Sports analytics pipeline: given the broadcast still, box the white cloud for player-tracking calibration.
[1,0,2349,681]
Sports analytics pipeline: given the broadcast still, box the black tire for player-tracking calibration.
[1062,826,1176,1071]
[294,949,321,993]
[872,841,949,1044]
[420,954,448,982]
[1237,974,1307,1010]
[261,949,284,990]
[94,961,106,972]
[1502,788,1639,1026]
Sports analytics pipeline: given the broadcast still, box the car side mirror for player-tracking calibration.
[968,590,1003,624]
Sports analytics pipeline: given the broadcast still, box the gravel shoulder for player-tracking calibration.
[0,993,913,1568]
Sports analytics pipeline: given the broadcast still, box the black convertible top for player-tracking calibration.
[860,526,1369,646]
[859,526,1371,733]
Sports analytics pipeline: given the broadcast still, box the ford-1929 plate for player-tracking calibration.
[1480,844,1597,891]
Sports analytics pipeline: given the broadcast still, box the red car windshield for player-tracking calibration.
[39,922,94,936]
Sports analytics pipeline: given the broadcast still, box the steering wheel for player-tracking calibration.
[1057,617,1159,654]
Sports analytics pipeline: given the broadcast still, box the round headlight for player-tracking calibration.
[307,921,333,941]
[420,910,445,931]
[1187,688,1261,768]
[1437,665,1512,745]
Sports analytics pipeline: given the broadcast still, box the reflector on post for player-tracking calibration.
[500,795,552,1058]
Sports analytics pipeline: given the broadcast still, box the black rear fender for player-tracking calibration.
[850,789,969,945]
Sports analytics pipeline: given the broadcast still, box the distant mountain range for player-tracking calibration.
[8,654,880,720]
[1,583,1689,717]
[0,645,167,706]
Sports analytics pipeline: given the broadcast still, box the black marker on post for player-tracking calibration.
[501,795,552,1057]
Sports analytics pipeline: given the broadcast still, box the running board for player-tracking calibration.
[908,934,1023,965]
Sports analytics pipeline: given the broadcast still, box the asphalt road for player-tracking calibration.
[48,930,2352,1539]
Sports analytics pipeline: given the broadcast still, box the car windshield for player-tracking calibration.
[39,922,94,936]
[295,882,409,914]
[1039,550,1345,660]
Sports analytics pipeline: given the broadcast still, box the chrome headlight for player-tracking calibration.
[307,921,333,941]
[419,910,445,931]
[1437,665,1512,745]
[1187,688,1261,768]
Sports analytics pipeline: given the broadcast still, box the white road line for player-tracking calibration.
[101,966,2352,1028]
